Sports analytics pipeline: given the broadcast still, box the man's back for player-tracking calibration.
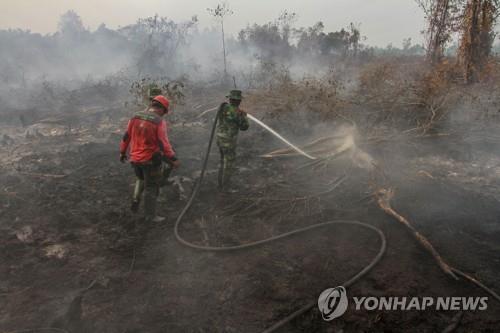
[216,103,249,144]
[121,109,175,163]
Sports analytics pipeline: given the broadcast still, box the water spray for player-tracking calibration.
[198,106,316,160]
[246,114,316,160]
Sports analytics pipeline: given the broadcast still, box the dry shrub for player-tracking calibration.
[358,60,402,109]
[411,61,460,130]
[129,76,186,107]
[358,62,395,92]
[356,58,463,131]
[478,57,500,83]
[457,57,500,120]
[248,55,500,134]
[414,60,460,108]
[355,58,428,129]
[247,68,346,121]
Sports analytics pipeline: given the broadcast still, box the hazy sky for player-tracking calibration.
[0,0,426,47]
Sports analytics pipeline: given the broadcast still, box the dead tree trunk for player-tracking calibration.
[417,0,462,64]
[428,0,452,64]
[458,0,497,83]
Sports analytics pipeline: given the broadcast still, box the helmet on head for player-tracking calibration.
[152,95,170,111]
[226,90,243,101]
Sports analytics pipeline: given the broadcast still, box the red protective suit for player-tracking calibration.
[120,109,176,163]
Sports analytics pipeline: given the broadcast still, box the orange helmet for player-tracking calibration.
[152,95,170,111]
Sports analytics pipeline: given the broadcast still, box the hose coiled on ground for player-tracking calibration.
[173,108,387,332]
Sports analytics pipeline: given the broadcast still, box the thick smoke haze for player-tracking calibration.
[0,0,426,47]
[0,1,430,95]
[1,1,500,333]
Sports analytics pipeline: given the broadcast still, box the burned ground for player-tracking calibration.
[0,87,499,333]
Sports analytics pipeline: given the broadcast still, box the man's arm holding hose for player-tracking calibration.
[237,108,249,131]
[158,120,180,169]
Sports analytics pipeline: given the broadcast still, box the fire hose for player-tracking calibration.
[173,107,387,332]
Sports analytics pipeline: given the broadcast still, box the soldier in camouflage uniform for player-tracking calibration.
[216,90,249,192]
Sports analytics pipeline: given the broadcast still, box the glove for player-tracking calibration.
[163,156,180,169]
[237,108,247,116]
[120,153,127,163]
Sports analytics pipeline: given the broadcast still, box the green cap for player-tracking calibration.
[226,90,243,101]
[148,84,162,99]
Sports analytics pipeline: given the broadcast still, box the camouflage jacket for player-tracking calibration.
[216,103,249,145]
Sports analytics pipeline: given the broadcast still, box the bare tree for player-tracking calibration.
[58,10,86,36]
[121,14,198,76]
[276,10,297,46]
[348,23,361,57]
[416,0,462,64]
[207,2,233,79]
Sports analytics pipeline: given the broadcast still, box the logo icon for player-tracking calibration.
[318,286,348,321]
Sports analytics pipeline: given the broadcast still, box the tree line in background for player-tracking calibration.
[0,8,426,87]
[0,3,498,88]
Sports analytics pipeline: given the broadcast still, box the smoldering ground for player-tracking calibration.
[1,6,500,333]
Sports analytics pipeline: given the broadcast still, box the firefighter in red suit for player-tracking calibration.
[120,95,180,222]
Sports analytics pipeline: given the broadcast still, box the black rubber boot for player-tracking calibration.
[130,199,140,213]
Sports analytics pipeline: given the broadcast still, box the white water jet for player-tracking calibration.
[247,114,317,160]
[197,107,316,160]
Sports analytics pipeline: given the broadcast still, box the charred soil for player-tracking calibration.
[0,96,499,333]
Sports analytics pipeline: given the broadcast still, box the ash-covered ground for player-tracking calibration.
[0,88,499,333]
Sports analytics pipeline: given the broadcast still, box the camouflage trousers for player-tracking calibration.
[217,141,237,190]
[132,163,164,219]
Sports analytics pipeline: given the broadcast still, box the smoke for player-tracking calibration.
[0,10,386,97]
[1,7,497,195]
[337,126,375,171]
